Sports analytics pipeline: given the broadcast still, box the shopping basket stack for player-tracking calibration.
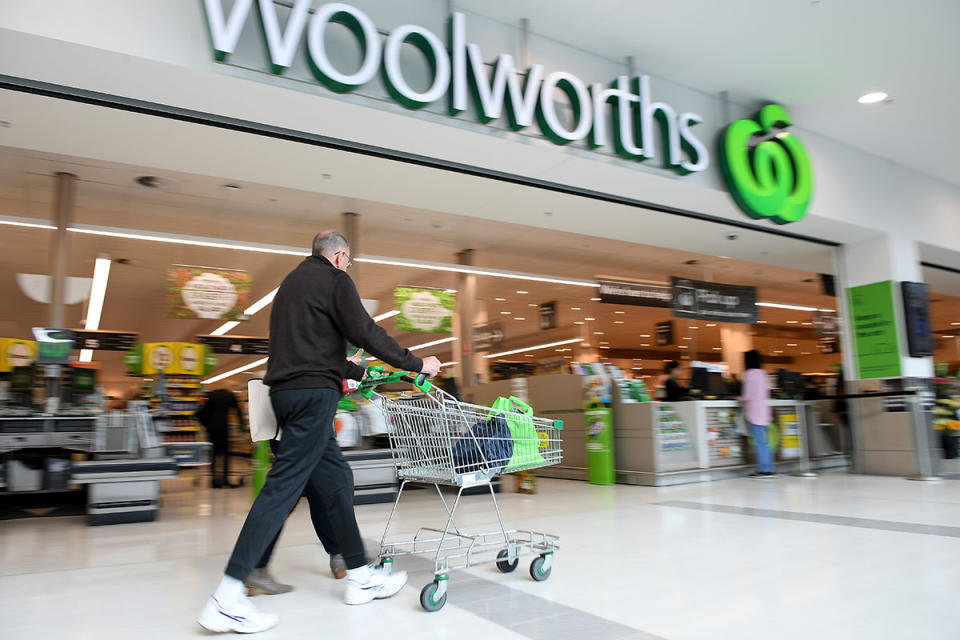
[359,367,563,611]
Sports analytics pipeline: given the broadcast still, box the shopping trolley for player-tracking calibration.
[359,367,563,611]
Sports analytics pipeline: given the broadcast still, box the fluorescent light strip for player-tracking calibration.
[245,287,279,315]
[757,302,834,313]
[440,361,459,368]
[373,310,400,322]
[409,337,458,351]
[0,217,57,230]
[354,255,595,288]
[67,225,308,257]
[210,321,240,336]
[484,338,584,359]
[79,257,112,363]
[203,357,269,385]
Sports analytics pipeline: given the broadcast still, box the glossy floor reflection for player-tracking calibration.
[2,470,959,639]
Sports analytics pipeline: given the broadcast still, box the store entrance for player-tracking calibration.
[0,88,847,510]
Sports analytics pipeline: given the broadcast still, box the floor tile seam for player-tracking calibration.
[655,498,960,529]
[654,500,960,538]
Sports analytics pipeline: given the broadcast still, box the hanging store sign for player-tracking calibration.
[655,320,674,346]
[201,1,709,175]
[597,278,672,308]
[73,330,139,352]
[168,266,251,321]
[538,302,557,330]
[124,342,218,376]
[32,328,75,365]
[472,322,504,351]
[671,277,758,324]
[848,281,902,379]
[198,335,271,355]
[394,288,455,333]
[0,338,38,373]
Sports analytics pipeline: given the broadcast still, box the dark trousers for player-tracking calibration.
[225,388,366,580]
[255,439,341,568]
[210,430,230,487]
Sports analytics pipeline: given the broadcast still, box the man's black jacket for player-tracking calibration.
[264,255,422,393]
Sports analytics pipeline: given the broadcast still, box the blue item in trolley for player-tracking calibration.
[450,414,513,475]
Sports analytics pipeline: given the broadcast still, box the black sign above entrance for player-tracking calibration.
[597,279,672,308]
[671,277,758,324]
[198,335,270,355]
[73,330,139,352]
[472,323,504,351]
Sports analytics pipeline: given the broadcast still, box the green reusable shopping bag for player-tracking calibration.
[492,396,545,472]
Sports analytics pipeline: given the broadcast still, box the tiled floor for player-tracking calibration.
[2,470,959,639]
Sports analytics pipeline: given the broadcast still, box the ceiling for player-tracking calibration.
[455,0,960,188]
[3,144,960,392]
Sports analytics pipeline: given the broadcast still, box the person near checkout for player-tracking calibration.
[663,361,690,402]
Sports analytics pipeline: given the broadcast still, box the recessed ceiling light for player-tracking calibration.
[787,343,798,347]
[495,297,507,301]
[516,290,529,294]
[712,347,722,351]
[527,303,538,307]
[952,322,960,326]
[600,346,611,349]
[632,367,642,370]
[943,335,954,339]
[600,341,609,344]
[640,343,650,347]
[585,317,596,321]
[639,334,651,338]
[786,320,799,324]
[574,321,584,325]
[590,298,601,301]
[758,320,767,324]
[501,311,511,315]
[571,307,581,311]
[679,345,688,349]
[594,331,604,335]
[614,321,625,324]
[801,352,811,355]
[688,326,698,329]
[683,337,693,340]
[615,311,625,314]
[514,317,526,320]
[706,323,717,327]
[858,91,888,104]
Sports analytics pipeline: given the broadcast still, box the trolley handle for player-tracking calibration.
[359,365,432,398]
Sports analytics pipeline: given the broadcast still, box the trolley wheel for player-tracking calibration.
[420,581,447,612]
[496,549,519,573]
[529,555,552,582]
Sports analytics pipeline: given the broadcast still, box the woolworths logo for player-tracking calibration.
[201,1,709,174]
[719,104,814,225]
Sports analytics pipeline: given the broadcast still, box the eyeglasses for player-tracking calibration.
[335,251,353,268]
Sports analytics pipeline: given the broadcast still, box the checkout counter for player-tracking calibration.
[467,372,847,486]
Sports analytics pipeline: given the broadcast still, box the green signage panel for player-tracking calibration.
[848,281,902,379]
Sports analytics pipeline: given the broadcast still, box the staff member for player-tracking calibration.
[741,349,774,478]
[663,361,689,402]
[199,231,441,633]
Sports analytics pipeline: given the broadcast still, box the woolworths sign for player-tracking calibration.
[201,1,812,222]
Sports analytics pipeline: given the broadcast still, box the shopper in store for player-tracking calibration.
[198,230,441,634]
[740,349,775,478]
[663,360,690,402]
[196,388,242,489]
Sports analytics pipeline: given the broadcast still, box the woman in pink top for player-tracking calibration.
[741,350,775,478]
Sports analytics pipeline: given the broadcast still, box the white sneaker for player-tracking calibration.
[343,565,409,605]
[197,594,279,633]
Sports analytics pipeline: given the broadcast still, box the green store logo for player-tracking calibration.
[719,104,813,225]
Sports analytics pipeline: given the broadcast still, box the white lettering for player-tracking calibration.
[257,0,311,73]
[636,75,680,166]
[202,0,254,61]
[539,72,592,142]
[307,3,381,90]
[679,112,709,173]
[383,24,451,107]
